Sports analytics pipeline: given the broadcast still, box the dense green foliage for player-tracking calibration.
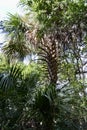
[1,0,87,130]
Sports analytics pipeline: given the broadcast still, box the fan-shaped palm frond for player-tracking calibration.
[2,13,27,35]
[3,40,30,60]
[2,13,30,61]
[0,64,23,90]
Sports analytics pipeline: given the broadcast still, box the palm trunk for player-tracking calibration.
[39,37,58,86]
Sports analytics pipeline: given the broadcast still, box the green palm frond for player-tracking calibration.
[3,40,30,60]
[2,13,30,60]
[2,13,27,35]
[0,64,23,91]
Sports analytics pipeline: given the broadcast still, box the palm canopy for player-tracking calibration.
[1,13,30,61]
